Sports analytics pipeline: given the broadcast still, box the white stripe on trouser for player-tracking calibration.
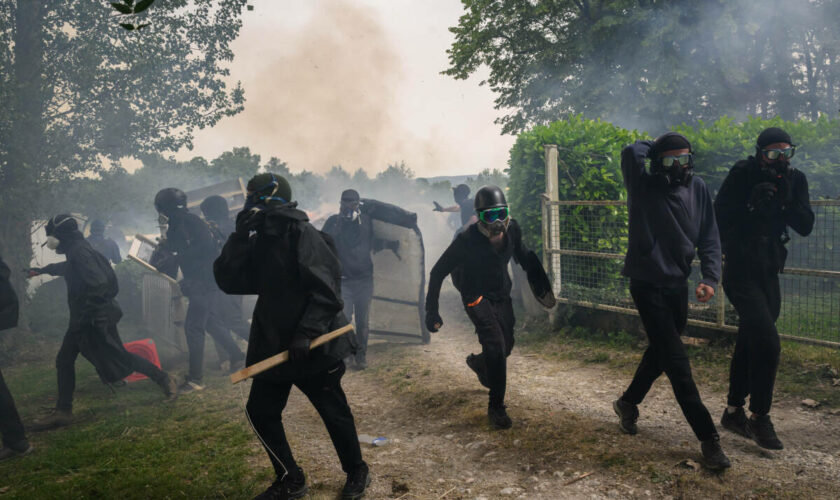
[240,381,290,480]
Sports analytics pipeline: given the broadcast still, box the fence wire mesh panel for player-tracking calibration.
[542,199,840,346]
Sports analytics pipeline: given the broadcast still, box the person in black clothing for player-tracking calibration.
[154,188,245,392]
[610,133,730,470]
[425,185,554,430]
[27,215,177,431]
[214,173,369,500]
[715,127,814,450]
[0,254,32,461]
[86,219,122,264]
[322,189,399,370]
[433,183,477,232]
[200,195,251,370]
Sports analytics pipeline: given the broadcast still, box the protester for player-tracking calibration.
[28,215,176,431]
[86,219,122,264]
[425,185,554,430]
[610,133,730,470]
[215,173,370,500]
[433,183,477,232]
[715,127,814,450]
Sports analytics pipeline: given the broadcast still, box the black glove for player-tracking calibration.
[235,207,265,235]
[748,182,778,212]
[432,201,444,212]
[425,310,443,333]
[288,334,311,364]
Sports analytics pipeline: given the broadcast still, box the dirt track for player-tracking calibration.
[261,294,840,499]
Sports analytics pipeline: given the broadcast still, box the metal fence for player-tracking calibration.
[540,147,840,347]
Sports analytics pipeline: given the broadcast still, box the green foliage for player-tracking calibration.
[446,0,840,134]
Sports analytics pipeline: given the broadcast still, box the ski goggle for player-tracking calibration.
[479,206,510,224]
[762,146,795,161]
[659,154,692,168]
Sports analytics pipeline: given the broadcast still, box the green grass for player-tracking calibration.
[517,317,840,407]
[0,359,268,499]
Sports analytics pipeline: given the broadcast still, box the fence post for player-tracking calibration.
[544,144,561,295]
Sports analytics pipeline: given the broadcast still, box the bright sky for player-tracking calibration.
[178,0,515,178]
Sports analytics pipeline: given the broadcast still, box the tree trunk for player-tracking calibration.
[0,0,48,330]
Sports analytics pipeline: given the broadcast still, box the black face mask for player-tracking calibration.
[759,158,790,180]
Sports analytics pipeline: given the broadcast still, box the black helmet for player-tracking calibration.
[245,173,292,207]
[474,185,507,211]
[46,214,79,238]
[154,188,188,216]
[200,195,229,222]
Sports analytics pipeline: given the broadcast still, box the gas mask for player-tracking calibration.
[157,213,170,236]
[340,201,360,222]
[650,153,694,188]
[45,236,60,250]
[477,206,510,238]
[758,145,795,180]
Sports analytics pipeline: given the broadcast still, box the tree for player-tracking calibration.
[445,0,840,134]
[0,0,247,322]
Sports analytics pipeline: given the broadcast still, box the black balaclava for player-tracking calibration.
[200,195,229,223]
[339,189,361,222]
[648,132,694,188]
[756,127,794,178]
[45,214,82,254]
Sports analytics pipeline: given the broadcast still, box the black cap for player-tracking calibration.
[340,189,360,202]
[757,127,792,149]
[650,132,692,158]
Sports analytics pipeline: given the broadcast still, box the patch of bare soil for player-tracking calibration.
[252,292,840,499]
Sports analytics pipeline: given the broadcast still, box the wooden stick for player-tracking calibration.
[563,471,593,486]
[230,324,355,384]
[127,254,179,285]
[438,486,457,499]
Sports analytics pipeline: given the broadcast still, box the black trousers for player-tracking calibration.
[246,362,365,479]
[464,296,515,408]
[723,269,781,416]
[621,283,717,441]
[213,295,251,363]
[342,277,373,363]
[56,325,169,411]
[184,289,244,382]
[0,367,27,448]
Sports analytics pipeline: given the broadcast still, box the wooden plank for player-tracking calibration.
[230,324,355,384]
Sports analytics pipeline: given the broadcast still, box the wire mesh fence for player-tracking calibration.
[542,198,840,346]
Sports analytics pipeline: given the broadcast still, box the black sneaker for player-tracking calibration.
[701,435,732,471]
[178,379,205,394]
[0,441,33,462]
[720,407,752,439]
[341,462,371,499]
[747,414,784,450]
[466,354,490,388]
[612,399,638,435]
[253,468,308,500]
[488,405,512,430]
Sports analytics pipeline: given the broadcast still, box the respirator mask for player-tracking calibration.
[45,236,60,250]
[650,153,694,188]
[340,201,360,222]
[758,145,795,180]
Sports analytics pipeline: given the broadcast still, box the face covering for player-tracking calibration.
[45,236,60,250]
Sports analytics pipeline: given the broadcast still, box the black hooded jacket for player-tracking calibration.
[714,157,814,275]
[425,219,530,313]
[160,210,219,289]
[0,254,19,331]
[86,233,122,264]
[39,234,133,382]
[214,203,354,381]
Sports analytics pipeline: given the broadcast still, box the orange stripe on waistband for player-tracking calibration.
[467,295,484,307]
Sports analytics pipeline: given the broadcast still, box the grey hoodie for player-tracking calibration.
[621,140,721,288]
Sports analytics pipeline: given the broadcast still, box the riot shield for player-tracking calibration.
[361,199,430,344]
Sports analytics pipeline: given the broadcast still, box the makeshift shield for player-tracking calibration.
[361,199,430,344]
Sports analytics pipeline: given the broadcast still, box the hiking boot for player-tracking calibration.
[488,405,512,430]
[0,441,33,462]
[178,379,205,394]
[466,353,490,388]
[720,407,751,439]
[29,409,73,432]
[747,414,784,450]
[159,374,178,402]
[701,435,732,471]
[341,462,371,499]
[613,399,639,435]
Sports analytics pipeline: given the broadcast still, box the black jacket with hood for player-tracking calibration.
[214,203,355,381]
[39,233,133,383]
[160,210,219,293]
[0,254,19,331]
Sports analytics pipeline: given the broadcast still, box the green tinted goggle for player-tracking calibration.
[762,146,796,161]
[659,154,692,168]
[479,206,509,223]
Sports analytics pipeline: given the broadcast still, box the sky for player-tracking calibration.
[177,0,515,178]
